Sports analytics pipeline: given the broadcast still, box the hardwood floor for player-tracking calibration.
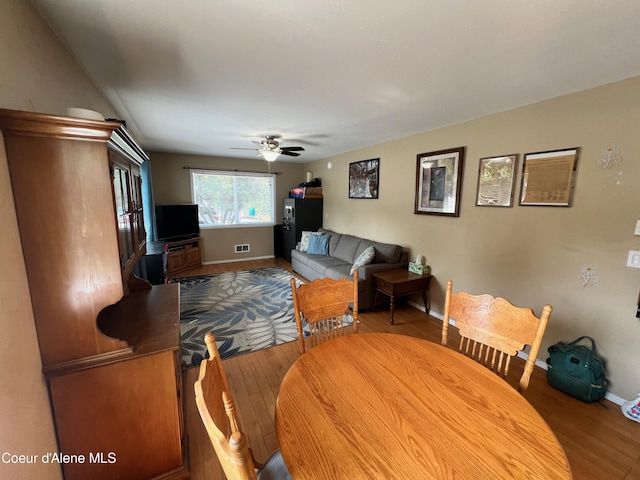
[180,259,640,480]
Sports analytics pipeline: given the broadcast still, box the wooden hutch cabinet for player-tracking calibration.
[0,109,189,480]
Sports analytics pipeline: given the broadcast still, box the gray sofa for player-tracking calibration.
[290,228,409,309]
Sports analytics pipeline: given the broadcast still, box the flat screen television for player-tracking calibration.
[155,204,200,241]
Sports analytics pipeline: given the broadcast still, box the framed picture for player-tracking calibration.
[414,147,465,216]
[519,148,579,207]
[476,154,518,207]
[349,158,379,199]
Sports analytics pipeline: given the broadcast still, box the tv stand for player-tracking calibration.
[166,237,202,276]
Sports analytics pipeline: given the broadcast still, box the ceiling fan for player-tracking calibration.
[231,135,305,161]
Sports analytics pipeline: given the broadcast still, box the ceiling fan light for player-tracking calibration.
[260,148,281,162]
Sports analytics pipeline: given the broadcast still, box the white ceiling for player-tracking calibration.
[31,0,640,163]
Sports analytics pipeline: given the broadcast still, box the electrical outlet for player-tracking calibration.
[635,219,640,235]
[627,250,640,268]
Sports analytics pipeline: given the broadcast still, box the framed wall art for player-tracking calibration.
[414,147,465,216]
[519,148,579,207]
[349,158,379,199]
[476,154,518,207]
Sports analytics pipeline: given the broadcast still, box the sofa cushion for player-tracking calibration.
[318,228,342,256]
[373,241,402,263]
[307,255,348,276]
[290,248,309,266]
[350,246,375,275]
[307,233,330,255]
[332,234,362,263]
[325,264,356,281]
[355,239,402,264]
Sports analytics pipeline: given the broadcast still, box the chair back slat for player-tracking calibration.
[443,280,551,393]
[290,270,359,354]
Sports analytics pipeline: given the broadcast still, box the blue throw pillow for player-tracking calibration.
[307,233,329,255]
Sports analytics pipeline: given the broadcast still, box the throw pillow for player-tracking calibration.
[307,233,330,255]
[350,246,375,275]
[299,231,313,252]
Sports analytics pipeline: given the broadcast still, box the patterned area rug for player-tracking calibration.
[177,267,303,366]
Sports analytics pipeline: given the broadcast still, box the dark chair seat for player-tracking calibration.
[257,449,291,480]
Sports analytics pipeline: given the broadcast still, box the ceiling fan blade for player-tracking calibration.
[280,150,301,157]
[281,146,305,152]
[230,147,259,151]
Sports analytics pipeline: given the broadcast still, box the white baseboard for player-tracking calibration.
[408,301,626,406]
[203,255,275,265]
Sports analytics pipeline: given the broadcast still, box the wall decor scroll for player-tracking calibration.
[349,158,379,199]
[476,154,518,207]
[578,264,600,287]
[414,147,465,216]
[598,143,622,169]
[519,148,579,207]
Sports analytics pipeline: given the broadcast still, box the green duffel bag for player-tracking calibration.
[546,336,608,403]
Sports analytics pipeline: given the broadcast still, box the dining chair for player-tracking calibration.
[194,333,291,480]
[289,269,359,354]
[442,279,552,393]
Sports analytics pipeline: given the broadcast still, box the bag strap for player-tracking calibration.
[568,336,598,353]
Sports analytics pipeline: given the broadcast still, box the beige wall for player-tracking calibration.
[307,76,640,400]
[0,1,118,479]
[150,151,305,262]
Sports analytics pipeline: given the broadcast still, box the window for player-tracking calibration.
[190,169,276,227]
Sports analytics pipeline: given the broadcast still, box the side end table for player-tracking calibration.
[372,269,432,324]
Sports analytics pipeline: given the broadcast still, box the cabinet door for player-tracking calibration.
[130,169,146,252]
[167,251,187,273]
[186,246,201,267]
[112,161,135,268]
[49,351,186,480]
[110,151,147,280]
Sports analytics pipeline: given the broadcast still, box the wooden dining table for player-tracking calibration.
[275,333,572,479]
